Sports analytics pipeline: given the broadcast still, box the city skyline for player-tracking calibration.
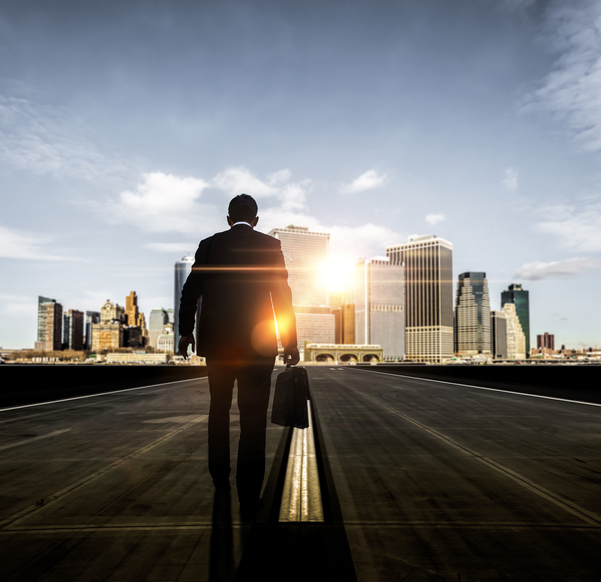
[2,1,601,349]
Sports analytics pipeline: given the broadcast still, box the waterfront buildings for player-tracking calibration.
[149,308,170,349]
[84,311,100,350]
[386,235,453,363]
[355,258,405,360]
[501,284,530,356]
[174,255,194,351]
[454,272,491,356]
[62,309,84,351]
[268,226,335,352]
[490,310,508,359]
[501,302,526,360]
[537,332,555,350]
[35,296,63,351]
[92,299,126,351]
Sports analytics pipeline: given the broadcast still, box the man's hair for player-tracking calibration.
[228,193,258,223]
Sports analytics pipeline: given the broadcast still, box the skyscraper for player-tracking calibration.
[501,284,530,356]
[84,311,100,350]
[149,308,170,349]
[454,272,491,356]
[269,226,335,353]
[174,255,194,352]
[386,235,453,363]
[355,258,405,360]
[63,309,84,351]
[36,296,63,351]
[268,225,329,306]
[501,302,526,360]
[490,310,508,359]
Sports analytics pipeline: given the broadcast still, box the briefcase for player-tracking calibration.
[271,365,310,429]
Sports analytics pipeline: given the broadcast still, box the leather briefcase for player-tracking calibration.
[271,365,310,429]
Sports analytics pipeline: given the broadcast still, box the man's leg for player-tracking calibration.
[235,357,275,504]
[206,360,236,488]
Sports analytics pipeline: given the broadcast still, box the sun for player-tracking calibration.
[317,257,355,296]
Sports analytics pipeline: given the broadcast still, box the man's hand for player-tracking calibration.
[178,334,195,359]
[283,346,300,366]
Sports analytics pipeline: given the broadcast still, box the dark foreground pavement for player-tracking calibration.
[0,366,600,581]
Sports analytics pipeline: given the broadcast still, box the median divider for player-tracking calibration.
[235,381,357,581]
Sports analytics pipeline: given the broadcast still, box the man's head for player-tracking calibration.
[227,193,259,227]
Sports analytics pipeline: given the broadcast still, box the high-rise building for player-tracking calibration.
[149,308,170,349]
[63,309,84,351]
[84,311,100,350]
[501,302,526,360]
[92,300,126,351]
[268,226,335,353]
[333,304,356,344]
[537,332,555,350]
[355,258,405,360]
[501,284,530,356]
[454,272,491,356]
[174,255,195,351]
[268,225,330,306]
[386,235,453,363]
[36,296,63,351]
[125,291,140,326]
[490,310,508,359]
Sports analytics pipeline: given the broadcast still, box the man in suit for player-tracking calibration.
[178,194,299,514]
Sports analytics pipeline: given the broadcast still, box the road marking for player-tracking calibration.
[279,401,324,523]
[346,383,601,527]
[0,414,208,530]
[0,377,206,413]
[350,368,601,407]
[0,429,71,452]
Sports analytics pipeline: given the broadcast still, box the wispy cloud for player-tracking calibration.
[522,0,601,151]
[341,170,388,194]
[425,213,446,226]
[0,226,79,261]
[536,199,601,252]
[145,242,198,254]
[514,257,601,280]
[502,167,518,191]
[0,94,133,180]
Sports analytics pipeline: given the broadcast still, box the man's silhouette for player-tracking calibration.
[178,194,299,515]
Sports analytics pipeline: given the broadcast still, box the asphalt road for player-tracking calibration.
[0,367,600,581]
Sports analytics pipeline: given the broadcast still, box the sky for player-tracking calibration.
[1,0,601,350]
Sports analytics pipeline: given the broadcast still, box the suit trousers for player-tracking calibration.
[206,355,275,503]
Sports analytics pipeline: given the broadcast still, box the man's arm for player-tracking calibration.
[269,242,299,365]
[178,238,210,358]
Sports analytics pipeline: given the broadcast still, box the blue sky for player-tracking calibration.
[1,0,601,350]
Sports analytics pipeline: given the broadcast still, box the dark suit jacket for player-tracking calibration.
[178,224,297,360]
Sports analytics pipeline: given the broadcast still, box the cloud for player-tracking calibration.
[212,166,310,212]
[108,172,212,234]
[145,242,198,254]
[0,226,79,260]
[0,94,132,180]
[341,170,388,194]
[425,213,446,226]
[522,0,601,151]
[513,257,601,280]
[536,199,601,252]
[502,167,518,191]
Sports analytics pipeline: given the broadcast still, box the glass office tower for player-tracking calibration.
[454,272,491,355]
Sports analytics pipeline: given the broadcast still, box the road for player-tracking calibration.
[0,367,600,581]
